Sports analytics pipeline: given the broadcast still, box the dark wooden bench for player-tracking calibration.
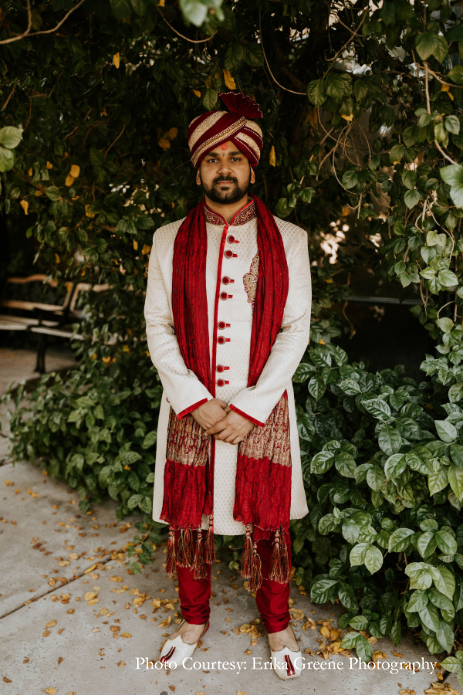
[1,277,145,373]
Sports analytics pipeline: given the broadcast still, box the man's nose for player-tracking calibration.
[217,160,233,174]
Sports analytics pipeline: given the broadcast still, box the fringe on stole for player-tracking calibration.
[165,517,290,591]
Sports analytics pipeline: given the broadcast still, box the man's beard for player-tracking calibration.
[200,172,251,204]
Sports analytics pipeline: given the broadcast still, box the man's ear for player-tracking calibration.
[250,165,256,184]
[196,168,201,185]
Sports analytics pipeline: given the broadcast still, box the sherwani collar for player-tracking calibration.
[203,196,257,226]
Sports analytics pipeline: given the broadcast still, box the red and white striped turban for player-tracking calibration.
[187,91,263,169]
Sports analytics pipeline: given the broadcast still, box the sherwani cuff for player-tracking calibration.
[177,397,210,420]
[228,403,266,428]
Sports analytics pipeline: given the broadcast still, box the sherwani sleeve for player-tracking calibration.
[228,229,312,427]
[144,230,214,419]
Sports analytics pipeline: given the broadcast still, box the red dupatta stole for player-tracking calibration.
[160,194,293,591]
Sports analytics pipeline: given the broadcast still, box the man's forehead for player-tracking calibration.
[206,147,243,157]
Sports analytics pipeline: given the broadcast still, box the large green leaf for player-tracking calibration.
[307,79,326,106]
[384,453,407,479]
[325,73,346,99]
[364,545,383,574]
[428,467,449,495]
[366,466,385,491]
[416,32,448,62]
[310,450,336,474]
[407,589,428,613]
[449,465,463,500]
[310,579,338,603]
[419,602,440,631]
[436,620,455,652]
[110,0,132,19]
[180,0,208,26]
[417,531,437,558]
[436,529,457,555]
[0,126,23,149]
[0,147,14,172]
[404,189,420,208]
[224,43,245,70]
[350,542,369,566]
[362,398,391,419]
[388,528,414,552]
[378,425,403,455]
[434,420,458,442]
[335,451,356,478]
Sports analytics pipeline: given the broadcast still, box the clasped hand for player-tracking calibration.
[191,398,254,445]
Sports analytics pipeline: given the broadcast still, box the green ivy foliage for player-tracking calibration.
[3,0,463,669]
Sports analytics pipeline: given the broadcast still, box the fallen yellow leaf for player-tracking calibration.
[269,145,276,167]
[46,161,53,169]
[158,137,170,149]
[113,53,120,69]
[223,69,236,89]
[308,107,317,127]
[193,90,201,98]
[46,620,57,628]
[85,204,95,219]
[142,244,151,255]
[168,127,178,140]
[158,616,172,628]
[69,164,80,178]
[289,609,304,621]
[20,200,29,215]
[133,240,138,251]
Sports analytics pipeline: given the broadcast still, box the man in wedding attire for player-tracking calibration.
[144,90,312,680]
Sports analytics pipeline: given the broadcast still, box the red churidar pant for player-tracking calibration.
[174,528,292,634]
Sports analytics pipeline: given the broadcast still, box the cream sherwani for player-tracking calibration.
[144,196,311,535]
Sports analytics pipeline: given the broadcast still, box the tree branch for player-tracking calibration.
[0,0,87,45]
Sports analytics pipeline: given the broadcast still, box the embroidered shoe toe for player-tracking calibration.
[158,620,210,669]
[270,645,303,680]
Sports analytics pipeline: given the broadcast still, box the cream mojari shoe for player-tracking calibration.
[158,618,210,669]
[270,642,303,680]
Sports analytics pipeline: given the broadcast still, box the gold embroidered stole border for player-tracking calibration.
[165,393,291,468]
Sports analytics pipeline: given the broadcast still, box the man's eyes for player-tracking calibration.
[207,157,242,162]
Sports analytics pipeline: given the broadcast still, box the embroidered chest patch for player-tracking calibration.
[243,251,259,304]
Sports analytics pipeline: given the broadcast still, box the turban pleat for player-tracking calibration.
[187,91,263,168]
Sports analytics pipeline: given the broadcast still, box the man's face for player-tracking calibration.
[196,139,256,204]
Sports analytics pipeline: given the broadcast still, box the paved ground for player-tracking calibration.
[0,347,461,694]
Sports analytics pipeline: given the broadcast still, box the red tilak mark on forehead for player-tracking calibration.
[221,143,227,150]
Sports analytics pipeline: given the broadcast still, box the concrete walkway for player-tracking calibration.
[0,348,460,694]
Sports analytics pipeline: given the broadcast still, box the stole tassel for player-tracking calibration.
[248,540,263,592]
[193,526,207,579]
[280,527,290,582]
[166,525,177,575]
[176,528,186,567]
[269,525,290,583]
[204,513,217,564]
[183,527,195,566]
[241,523,253,579]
